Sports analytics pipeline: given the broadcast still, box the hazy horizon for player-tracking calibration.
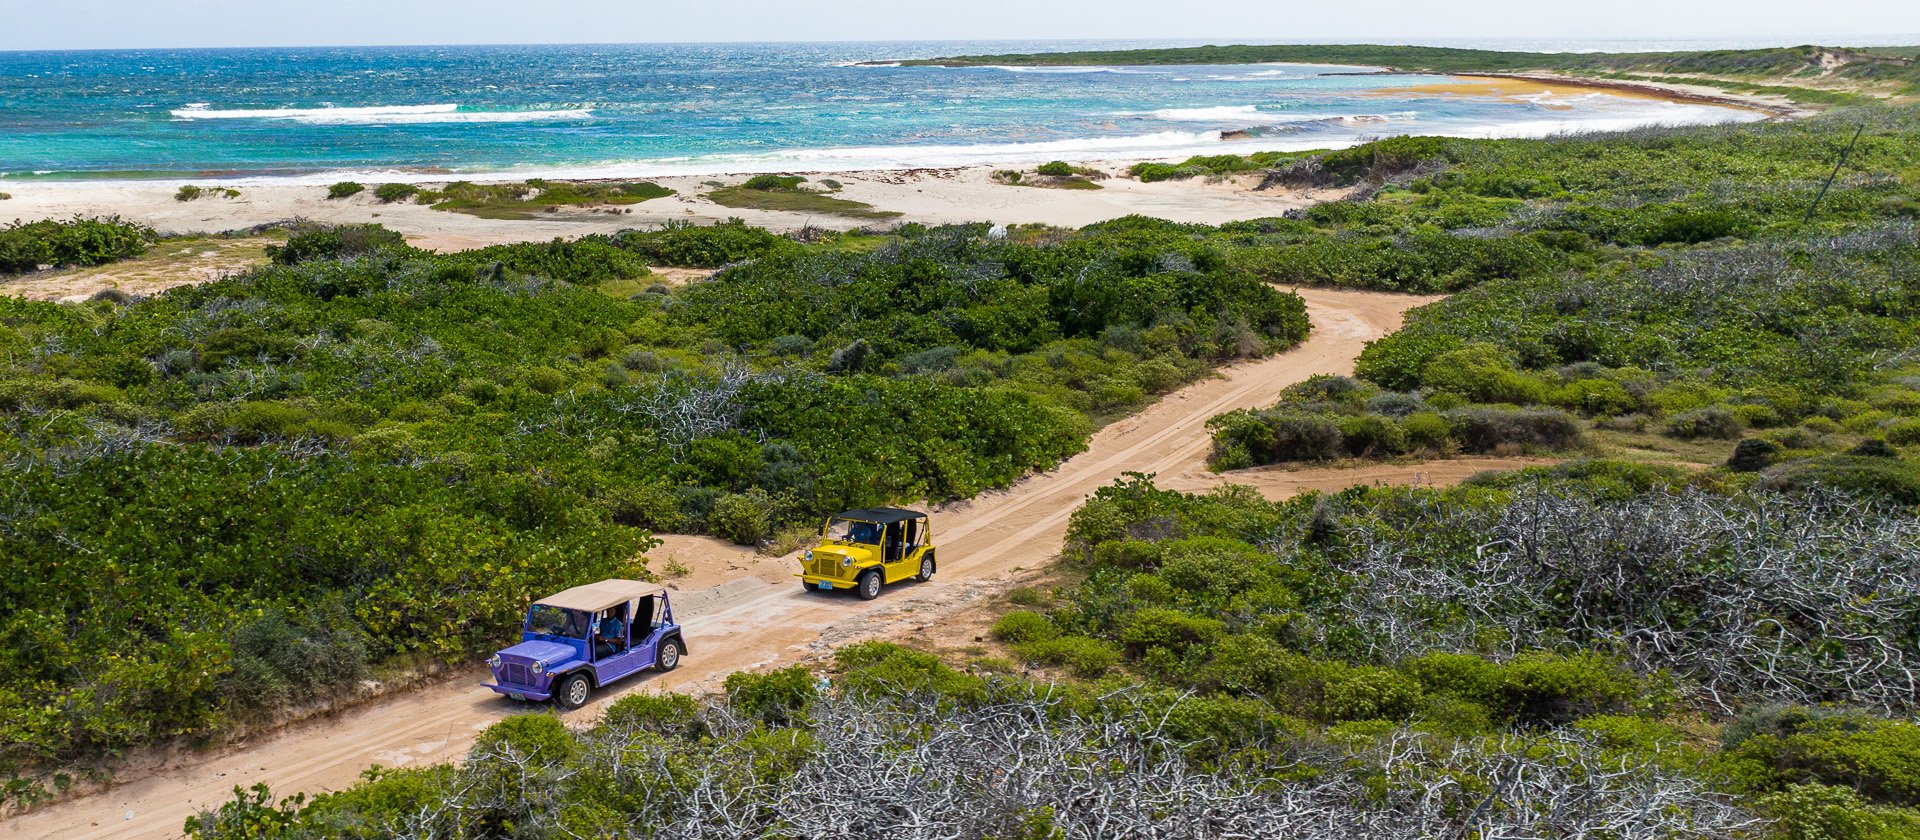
[1,0,1915,52]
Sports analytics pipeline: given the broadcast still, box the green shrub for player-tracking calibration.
[1119,608,1224,656]
[267,222,409,265]
[1728,438,1781,471]
[1666,406,1745,440]
[1012,635,1122,678]
[1323,666,1422,722]
[833,642,987,701]
[1337,413,1408,458]
[326,182,366,200]
[1640,207,1749,245]
[990,610,1059,644]
[1421,343,1548,404]
[615,219,793,267]
[1315,135,1450,185]
[1035,161,1075,177]
[1721,707,1920,805]
[1551,378,1639,416]
[1443,406,1583,452]
[1758,784,1920,840]
[1760,456,1920,504]
[0,216,154,274]
[1402,411,1453,451]
[709,489,777,544]
[1884,418,1920,446]
[602,692,706,739]
[741,174,806,191]
[724,666,817,726]
[374,182,420,203]
[175,185,203,202]
[471,714,577,763]
[524,366,568,394]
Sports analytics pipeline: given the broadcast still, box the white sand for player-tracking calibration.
[0,163,1340,252]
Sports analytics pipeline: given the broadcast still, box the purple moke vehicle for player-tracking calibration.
[485,579,686,710]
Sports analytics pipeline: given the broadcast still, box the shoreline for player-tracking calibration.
[0,162,1348,261]
[1450,71,1811,118]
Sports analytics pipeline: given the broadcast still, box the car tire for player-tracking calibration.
[857,569,882,600]
[657,638,682,672]
[554,672,593,711]
[916,555,935,582]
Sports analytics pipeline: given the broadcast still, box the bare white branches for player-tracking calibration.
[607,364,776,454]
[1317,486,1920,713]
[250,691,1765,840]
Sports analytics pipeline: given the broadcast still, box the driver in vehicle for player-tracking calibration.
[848,521,881,544]
[594,610,626,658]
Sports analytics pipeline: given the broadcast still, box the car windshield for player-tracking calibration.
[825,517,883,545]
[526,604,589,639]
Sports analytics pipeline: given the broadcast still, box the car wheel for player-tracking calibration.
[858,569,882,600]
[657,639,682,672]
[916,556,935,582]
[555,672,593,710]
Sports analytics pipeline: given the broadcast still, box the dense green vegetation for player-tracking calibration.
[1112,112,1918,299]
[1128,151,1310,182]
[1201,108,1920,494]
[0,216,154,276]
[900,43,1920,98]
[705,176,901,220]
[982,471,1920,833]
[0,217,1304,785]
[323,182,364,200]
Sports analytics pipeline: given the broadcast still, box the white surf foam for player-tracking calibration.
[1148,105,1264,121]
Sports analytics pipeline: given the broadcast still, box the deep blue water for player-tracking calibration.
[0,41,1765,182]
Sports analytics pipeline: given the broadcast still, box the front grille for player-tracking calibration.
[504,663,533,686]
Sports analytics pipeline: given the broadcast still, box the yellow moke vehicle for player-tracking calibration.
[797,507,936,600]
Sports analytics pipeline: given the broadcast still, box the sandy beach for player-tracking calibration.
[0,163,1340,253]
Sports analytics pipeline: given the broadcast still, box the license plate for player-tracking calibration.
[509,692,527,701]
[818,581,833,590]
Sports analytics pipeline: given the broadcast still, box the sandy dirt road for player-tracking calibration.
[8,287,1548,839]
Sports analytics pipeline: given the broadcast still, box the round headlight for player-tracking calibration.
[488,654,501,669]
[532,660,546,675]
[804,549,814,562]
[842,556,852,566]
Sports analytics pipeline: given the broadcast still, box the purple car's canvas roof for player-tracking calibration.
[535,579,666,612]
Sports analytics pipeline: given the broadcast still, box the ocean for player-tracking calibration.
[0,40,1772,184]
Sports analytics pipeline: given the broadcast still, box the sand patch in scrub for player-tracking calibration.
[0,235,278,302]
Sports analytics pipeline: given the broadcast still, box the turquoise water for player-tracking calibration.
[0,41,1763,183]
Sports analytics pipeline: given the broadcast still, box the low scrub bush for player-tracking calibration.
[0,216,154,274]
[740,174,807,191]
[373,182,420,203]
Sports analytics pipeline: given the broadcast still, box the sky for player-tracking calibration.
[1,0,1916,52]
